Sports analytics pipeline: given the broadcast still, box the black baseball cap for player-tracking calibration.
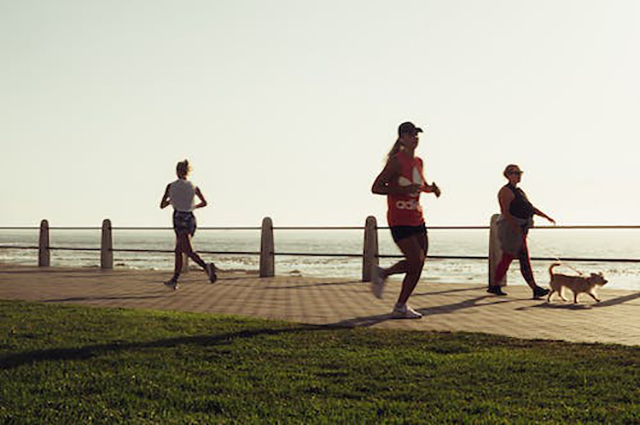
[398,121,424,136]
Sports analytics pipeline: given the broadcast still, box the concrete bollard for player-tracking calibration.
[38,219,50,267]
[362,215,379,282]
[101,219,113,270]
[260,217,275,277]
[182,253,189,273]
[488,214,506,286]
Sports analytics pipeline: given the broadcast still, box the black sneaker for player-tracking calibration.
[487,285,507,296]
[532,286,550,299]
[206,263,218,284]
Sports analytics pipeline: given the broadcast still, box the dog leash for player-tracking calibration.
[549,255,585,276]
[528,238,585,276]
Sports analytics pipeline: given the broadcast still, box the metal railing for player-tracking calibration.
[1,217,639,283]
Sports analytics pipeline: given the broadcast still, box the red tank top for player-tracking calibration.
[387,151,425,226]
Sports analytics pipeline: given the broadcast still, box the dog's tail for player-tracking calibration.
[549,263,561,278]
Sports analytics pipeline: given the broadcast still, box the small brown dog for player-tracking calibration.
[547,263,608,303]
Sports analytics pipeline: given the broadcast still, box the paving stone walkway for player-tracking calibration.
[1,264,638,346]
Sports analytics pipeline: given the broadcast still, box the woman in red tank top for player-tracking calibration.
[371,122,441,319]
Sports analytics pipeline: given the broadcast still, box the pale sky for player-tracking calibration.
[1,0,639,227]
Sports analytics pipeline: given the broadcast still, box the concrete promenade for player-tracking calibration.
[1,264,638,346]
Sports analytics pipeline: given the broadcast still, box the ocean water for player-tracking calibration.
[1,228,639,291]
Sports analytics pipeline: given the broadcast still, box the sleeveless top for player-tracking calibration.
[169,179,197,212]
[387,150,425,226]
[506,184,535,219]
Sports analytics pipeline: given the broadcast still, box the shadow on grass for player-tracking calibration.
[0,325,326,371]
[326,313,396,328]
[0,293,515,370]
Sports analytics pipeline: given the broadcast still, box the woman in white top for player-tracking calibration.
[160,160,216,289]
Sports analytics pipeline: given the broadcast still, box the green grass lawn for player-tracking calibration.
[0,300,638,424]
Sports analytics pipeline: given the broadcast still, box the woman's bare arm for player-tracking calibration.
[372,158,420,196]
[193,187,208,209]
[160,184,171,209]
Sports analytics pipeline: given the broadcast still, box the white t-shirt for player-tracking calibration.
[169,179,197,212]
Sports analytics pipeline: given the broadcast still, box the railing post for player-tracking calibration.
[182,253,189,274]
[488,214,506,286]
[260,217,275,277]
[101,219,113,270]
[362,215,379,282]
[38,219,50,267]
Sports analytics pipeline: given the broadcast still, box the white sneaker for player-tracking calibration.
[391,304,423,319]
[370,265,386,299]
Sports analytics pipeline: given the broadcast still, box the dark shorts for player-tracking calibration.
[390,223,428,246]
[173,210,196,236]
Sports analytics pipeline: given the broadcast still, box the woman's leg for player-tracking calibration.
[172,236,183,279]
[174,247,183,276]
[518,239,537,289]
[178,234,207,270]
[395,234,426,306]
[518,239,549,298]
[381,228,428,278]
[489,252,514,295]
[165,233,184,285]
[383,260,410,277]
[494,253,515,284]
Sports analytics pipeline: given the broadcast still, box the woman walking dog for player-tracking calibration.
[371,121,441,319]
[160,159,217,289]
[489,164,554,298]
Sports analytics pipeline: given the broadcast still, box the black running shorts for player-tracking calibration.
[390,223,427,245]
[173,210,197,236]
